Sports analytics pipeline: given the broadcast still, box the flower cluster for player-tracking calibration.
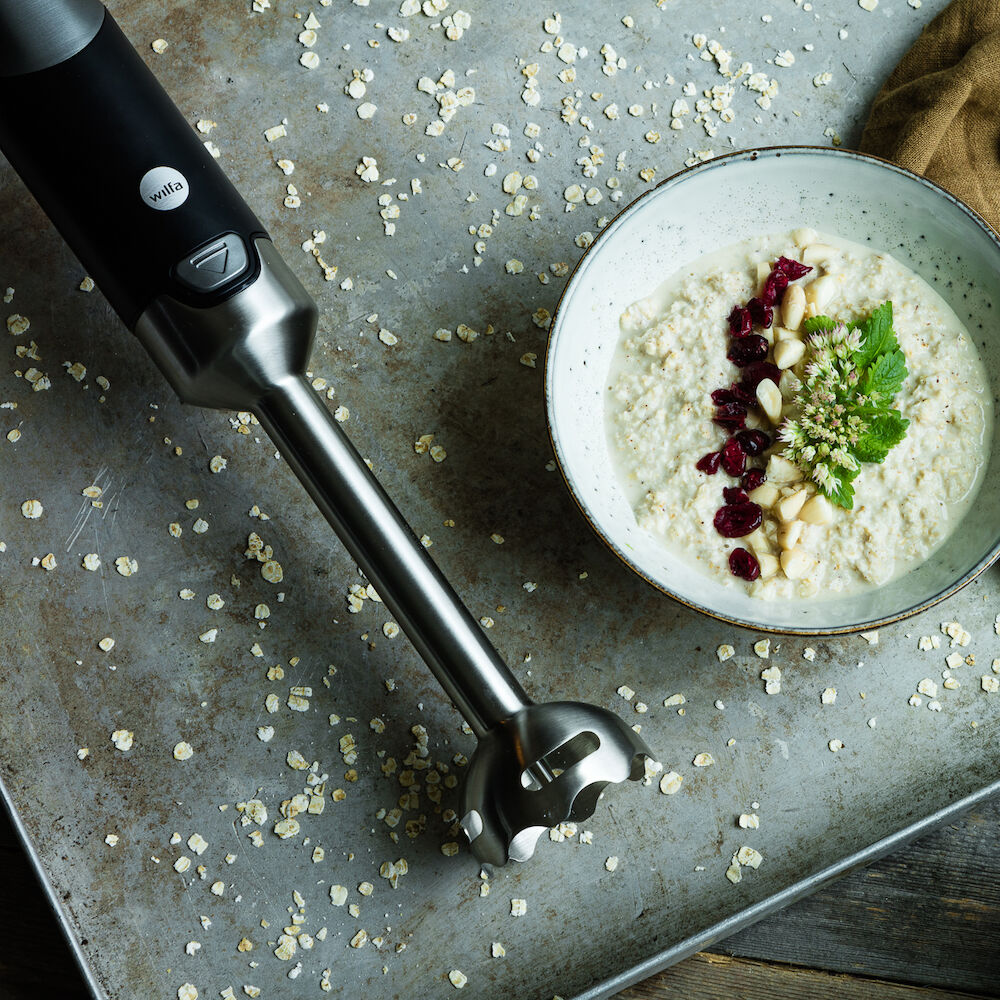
[777,307,908,509]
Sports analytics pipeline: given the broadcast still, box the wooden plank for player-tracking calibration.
[710,799,1000,993]
[618,952,993,1000]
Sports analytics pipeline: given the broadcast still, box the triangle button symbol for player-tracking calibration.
[194,245,229,274]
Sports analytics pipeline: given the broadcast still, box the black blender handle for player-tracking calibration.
[0,0,270,330]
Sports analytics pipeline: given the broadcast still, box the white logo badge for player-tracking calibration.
[139,166,189,211]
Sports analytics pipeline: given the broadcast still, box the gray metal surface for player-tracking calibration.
[4,1,995,999]
[0,0,104,77]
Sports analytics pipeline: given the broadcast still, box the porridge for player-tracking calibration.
[606,229,992,599]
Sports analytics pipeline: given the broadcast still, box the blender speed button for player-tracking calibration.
[173,233,249,293]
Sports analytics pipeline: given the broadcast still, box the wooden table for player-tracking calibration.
[4,797,997,1000]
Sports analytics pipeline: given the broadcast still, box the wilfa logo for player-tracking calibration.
[139,166,190,211]
[148,180,185,202]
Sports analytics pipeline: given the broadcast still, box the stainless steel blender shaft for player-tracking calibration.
[136,239,531,739]
[256,377,532,738]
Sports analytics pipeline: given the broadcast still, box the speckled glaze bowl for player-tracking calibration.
[545,147,1000,634]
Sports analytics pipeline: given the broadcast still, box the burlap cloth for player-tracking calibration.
[860,0,1000,231]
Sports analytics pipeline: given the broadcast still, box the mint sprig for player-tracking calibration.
[778,301,909,510]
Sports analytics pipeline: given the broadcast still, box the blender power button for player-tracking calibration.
[173,233,249,294]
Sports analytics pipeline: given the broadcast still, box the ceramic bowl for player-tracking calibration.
[545,147,1000,634]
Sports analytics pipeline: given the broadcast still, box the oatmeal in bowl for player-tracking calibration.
[546,148,1000,633]
[608,228,991,601]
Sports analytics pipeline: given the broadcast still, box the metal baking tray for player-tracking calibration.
[4,0,993,997]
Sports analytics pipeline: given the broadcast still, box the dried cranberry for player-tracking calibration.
[728,381,757,405]
[712,402,746,431]
[742,468,767,492]
[723,486,748,504]
[741,361,782,391]
[737,429,770,456]
[727,305,753,339]
[727,335,769,368]
[721,437,746,477]
[713,501,763,538]
[747,297,774,329]
[696,450,722,474]
[729,547,761,580]
[773,256,813,281]
[762,270,789,306]
[711,387,741,406]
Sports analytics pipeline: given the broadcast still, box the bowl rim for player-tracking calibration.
[544,144,1000,636]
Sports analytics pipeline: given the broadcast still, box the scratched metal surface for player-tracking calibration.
[4,1,998,999]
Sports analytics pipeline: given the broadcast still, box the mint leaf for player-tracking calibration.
[852,435,890,465]
[861,348,907,400]
[802,314,838,335]
[853,301,897,370]
[856,409,909,461]
[824,474,856,511]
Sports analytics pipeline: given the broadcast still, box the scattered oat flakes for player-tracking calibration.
[111,729,134,752]
[115,556,138,577]
[659,771,683,794]
[761,666,781,695]
[173,741,193,761]
[693,753,714,767]
[716,644,734,662]
[151,38,169,53]
[510,898,527,917]
[753,639,770,658]
[262,560,283,583]
[20,499,42,519]
[828,739,844,752]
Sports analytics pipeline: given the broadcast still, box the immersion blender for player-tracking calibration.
[0,0,652,866]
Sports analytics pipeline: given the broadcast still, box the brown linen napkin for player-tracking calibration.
[859,0,1000,231]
